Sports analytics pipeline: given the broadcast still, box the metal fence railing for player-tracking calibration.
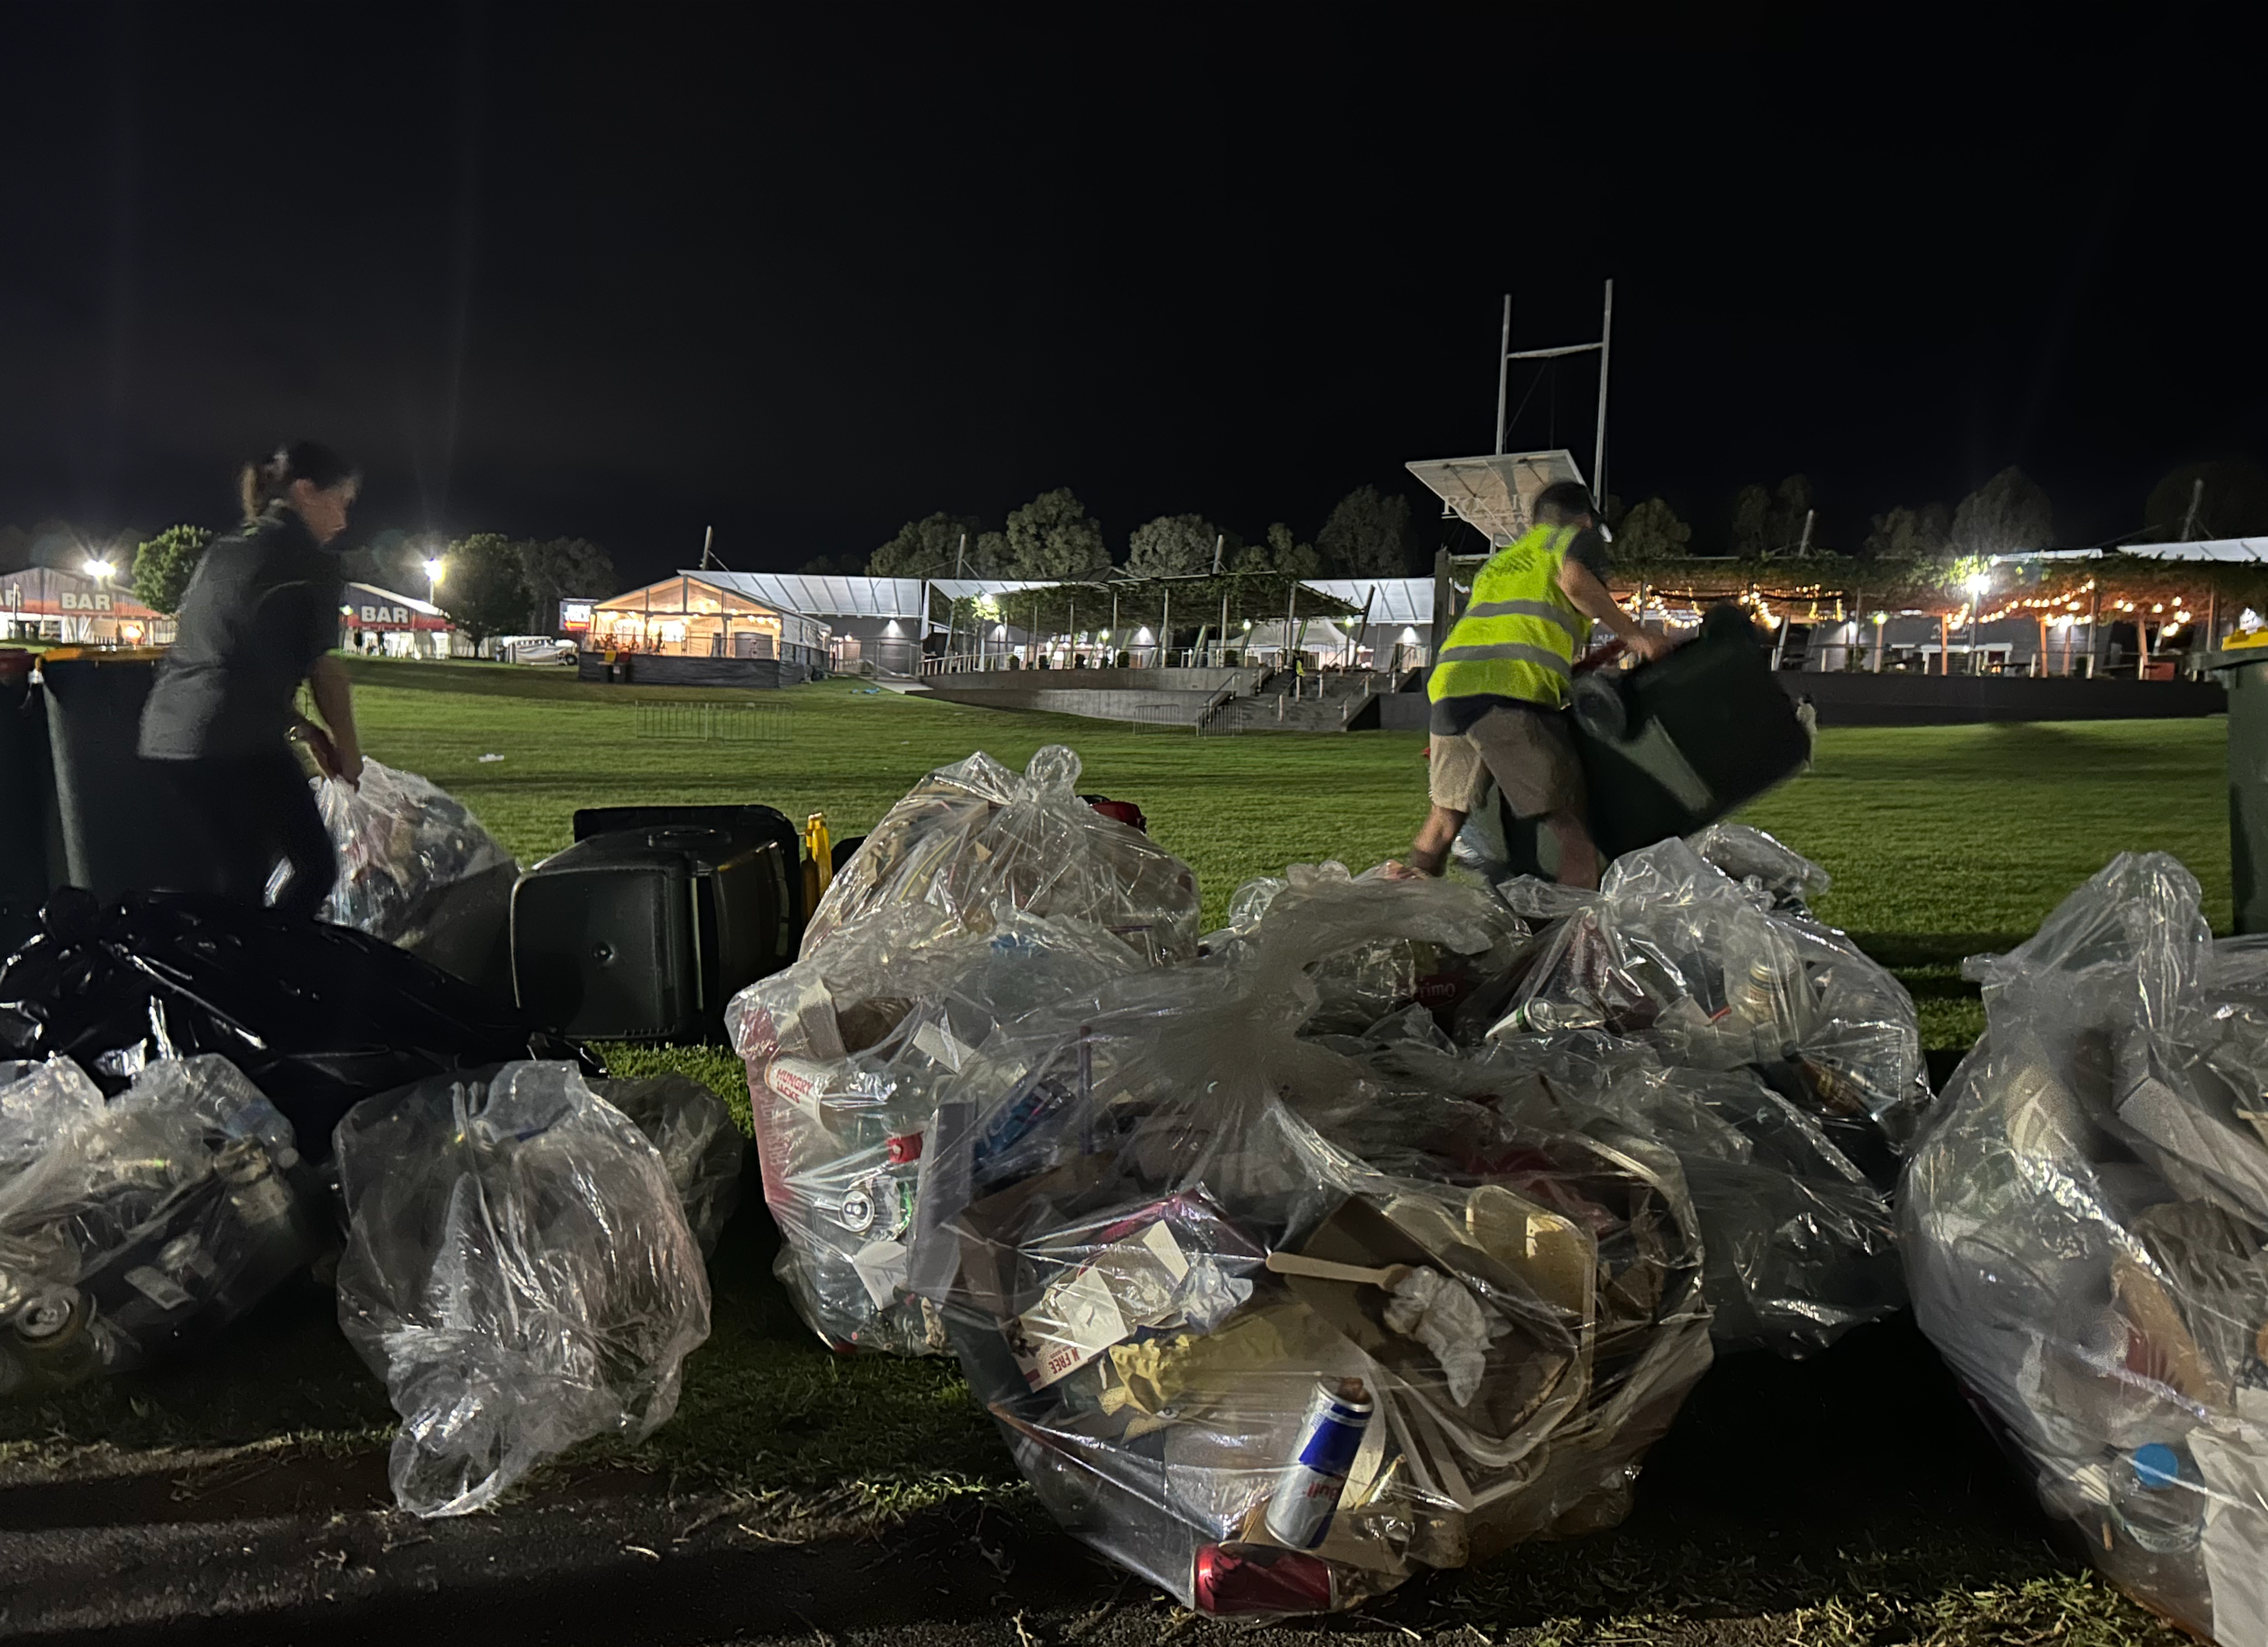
[633,701,790,741]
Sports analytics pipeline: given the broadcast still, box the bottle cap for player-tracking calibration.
[2133,1442,2182,1489]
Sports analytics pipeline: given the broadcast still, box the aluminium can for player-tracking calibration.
[1191,1542,1337,1616]
[1260,1376,1372,1549]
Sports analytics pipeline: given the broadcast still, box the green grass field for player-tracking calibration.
[0,660,2228,1644]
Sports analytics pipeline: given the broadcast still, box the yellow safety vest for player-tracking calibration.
[1427,523,1591,708]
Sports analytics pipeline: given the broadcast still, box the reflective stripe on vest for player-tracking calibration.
[1427,523,1589,708]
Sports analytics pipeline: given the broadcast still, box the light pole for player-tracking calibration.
[1965,572,1989,675]
[77,558,115,645]
[423,558,445,603]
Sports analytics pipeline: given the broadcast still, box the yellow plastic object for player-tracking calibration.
[806,813,833,890]
[2225,627,2268,650]
[802,811,833,916]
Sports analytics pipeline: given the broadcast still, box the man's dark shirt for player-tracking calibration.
[1430,527,1612,735]
[139,506,343,760]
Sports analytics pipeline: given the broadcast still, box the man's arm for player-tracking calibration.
[307,654,364,783]
[1558,558,1671,662]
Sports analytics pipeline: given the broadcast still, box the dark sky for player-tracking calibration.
[3,2,2263,584]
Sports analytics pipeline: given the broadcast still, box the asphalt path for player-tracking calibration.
[0,1310,2097,1647]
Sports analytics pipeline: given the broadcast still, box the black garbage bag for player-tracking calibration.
[0,888,599,1155]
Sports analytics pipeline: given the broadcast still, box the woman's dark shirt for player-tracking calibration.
[138,506,343,760]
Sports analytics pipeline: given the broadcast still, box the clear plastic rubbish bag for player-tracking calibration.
[334,1062,711,1516]
[1905,853,2268,1646]
[1493,837,1929,1147]
[1392,1030,1904,1357]
[802,746,1201,968]
[913,892,1712,1615]
[273,760,517,981]
[0,1053,322,1395]
[0,1054,106,1176]
[727,904,1144,1353]
[1206,864,1534,1046]
[590,1074,745,1256]
[1686,822,1832,914]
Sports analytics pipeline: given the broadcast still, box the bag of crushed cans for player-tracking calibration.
[801,746,1201,967]
[728,903,1147,1353]
[911,880,1713,1616]
[276,760,518,983]
[0,1053,324,1395]
[1906,854,2268,1646]
[333,1061,711,1516]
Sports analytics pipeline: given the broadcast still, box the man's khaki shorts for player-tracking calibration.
[1429,704,1586,819]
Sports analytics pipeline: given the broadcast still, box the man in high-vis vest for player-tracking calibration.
[1391,481,1668,888]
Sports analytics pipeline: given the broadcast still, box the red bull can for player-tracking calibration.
[1191,1542,1337,1616]
[1262,1376,1372,1549]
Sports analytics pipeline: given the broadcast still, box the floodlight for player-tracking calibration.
[83,558,114,581]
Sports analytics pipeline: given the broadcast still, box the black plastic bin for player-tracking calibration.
[1493,604,1813,876]
[2209,645,2268,933]
[39,651,203,899]
[0,649,60,910]
[511,804,801,1041]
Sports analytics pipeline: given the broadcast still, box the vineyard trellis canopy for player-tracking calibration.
[1600,546,2268,632]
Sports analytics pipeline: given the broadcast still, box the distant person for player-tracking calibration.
[1387,481,1670,888]
[139,441,364,919]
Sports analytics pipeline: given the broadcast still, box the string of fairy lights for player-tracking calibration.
[1604,568,2220,640]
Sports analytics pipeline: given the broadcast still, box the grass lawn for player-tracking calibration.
[0,659,2228,1643]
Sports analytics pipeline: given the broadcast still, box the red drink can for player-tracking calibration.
[1191,1543,1337,1616]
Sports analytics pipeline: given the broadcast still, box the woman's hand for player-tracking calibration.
[296,721,341,779]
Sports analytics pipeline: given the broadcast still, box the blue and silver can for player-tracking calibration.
[1262,1377,1373,1549]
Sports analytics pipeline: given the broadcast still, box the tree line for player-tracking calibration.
[1606,457,2268,574]
[101,524,617,645]
[807,484,1425,584]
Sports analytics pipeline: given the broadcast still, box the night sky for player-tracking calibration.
[3,3,2262,584]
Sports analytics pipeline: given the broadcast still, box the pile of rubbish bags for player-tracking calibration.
[731,744,1931,1613]
[0,1040,734,1516]
[0,868,741,1518]
[274,759,518,982]
[1906,853,2268,1646]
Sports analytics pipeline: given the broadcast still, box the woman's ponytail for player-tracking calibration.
[239,441,356,522]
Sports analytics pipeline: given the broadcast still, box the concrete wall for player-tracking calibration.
[915,683,1217,722]
[1774,670,2224,725]
[923,665,1253,694]
[578,653,815,689]
[1376,668,2225,731]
